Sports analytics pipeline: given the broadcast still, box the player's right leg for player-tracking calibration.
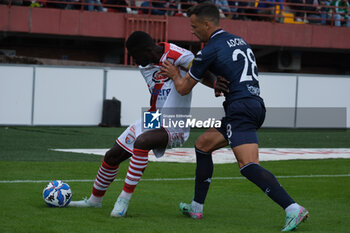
[179,127,228,219]
[69,143,131,208]
[111,128,169,217]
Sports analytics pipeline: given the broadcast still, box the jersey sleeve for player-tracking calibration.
[173,49,195,71]
[139,68,154,94]
[188,46,216,82]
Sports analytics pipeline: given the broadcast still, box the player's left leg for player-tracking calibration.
[69,143,131,208]
[234,143,296,209]
[233,143,309,231]
[227,98,308,231]
[111,128,169,217]
[180,127,228,219]
[90,144,131,200]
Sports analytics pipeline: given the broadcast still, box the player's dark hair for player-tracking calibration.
[187,2,220,25]
[126,31,155,51]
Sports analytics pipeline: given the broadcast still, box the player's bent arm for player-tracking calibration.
[198,72,230,97]
[173,72,198,96]
[161,60,198,96]
[200,71,216,89]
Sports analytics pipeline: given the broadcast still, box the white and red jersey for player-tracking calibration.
[116,43,195,158]
[139,42,194,111]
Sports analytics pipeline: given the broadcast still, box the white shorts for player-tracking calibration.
[116,119,190,158]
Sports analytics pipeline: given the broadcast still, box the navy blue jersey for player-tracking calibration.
[189,29,263,103]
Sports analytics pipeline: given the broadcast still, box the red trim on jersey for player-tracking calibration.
[116,139,133,155]
[147,42,187,111]
[158,42,183,66]
[149,83,164,111]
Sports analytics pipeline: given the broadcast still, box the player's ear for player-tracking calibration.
[204,20,210,29]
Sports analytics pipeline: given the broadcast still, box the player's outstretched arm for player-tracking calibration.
[161,60,197,96]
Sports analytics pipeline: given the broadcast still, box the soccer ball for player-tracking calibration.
[43,180,72,207]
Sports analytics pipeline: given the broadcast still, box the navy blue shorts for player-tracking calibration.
[216,98,266,148]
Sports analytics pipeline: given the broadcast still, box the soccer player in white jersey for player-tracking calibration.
[69,31,228,217]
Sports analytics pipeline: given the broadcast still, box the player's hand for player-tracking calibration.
[214,76,229,97]
[160,60,180,79]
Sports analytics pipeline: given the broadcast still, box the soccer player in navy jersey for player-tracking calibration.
[161,3,308,231]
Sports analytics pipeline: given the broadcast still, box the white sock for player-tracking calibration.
[89,194,103,204]
[119,190,132,200]
[285,203,301,214]
[191,200,203,212]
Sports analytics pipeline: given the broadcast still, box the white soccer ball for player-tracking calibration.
[43,180,72,207]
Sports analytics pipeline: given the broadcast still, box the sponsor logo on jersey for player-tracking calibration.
[246,84,260,96]
[194,51,203,61]
[152,88,171,97]
[152,71,170,84]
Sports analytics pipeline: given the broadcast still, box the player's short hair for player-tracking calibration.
[126,31,155,52]
[187,2,220,25]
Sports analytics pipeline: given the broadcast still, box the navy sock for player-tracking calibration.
[240,163,295,209]
[193,147,213,204]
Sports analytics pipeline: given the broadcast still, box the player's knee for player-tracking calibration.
[104,149,118,166]
[134,135,149,150]
[195,134,212,153]
[104,145,130,166]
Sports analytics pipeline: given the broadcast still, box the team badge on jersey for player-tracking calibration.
[125,134,135,144]
[125,126,136,144]
[152,71,170,84]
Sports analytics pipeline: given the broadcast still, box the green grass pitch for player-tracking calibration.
[0,127,350,233]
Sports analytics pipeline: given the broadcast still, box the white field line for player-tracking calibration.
[1,174,350,184]
[52,148,350,164]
